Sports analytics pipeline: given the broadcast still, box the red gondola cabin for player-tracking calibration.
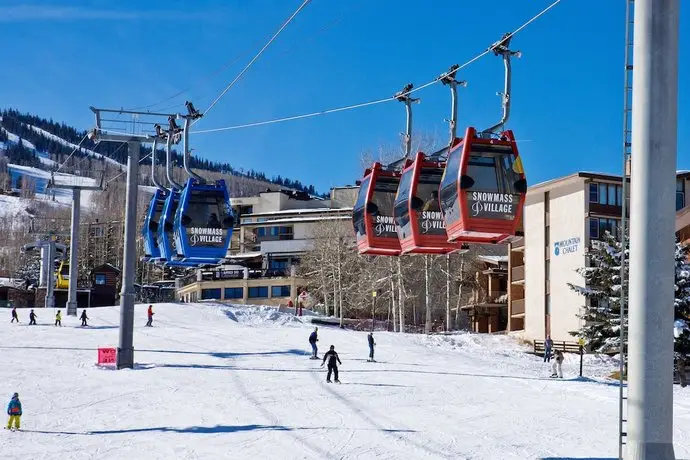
[393,153,466,254]
[353,163,402,256]
[439,127,526,244]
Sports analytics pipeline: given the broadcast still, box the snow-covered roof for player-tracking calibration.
[242,215,351,226]
[478,255,508,265]
[245,207,352,218]
[226,251,263,259]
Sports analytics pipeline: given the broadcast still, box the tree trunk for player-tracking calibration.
[397,257,405,333]
[337,237,344,328]
[446,253,451,332]
[455,256,465,330]
[320,268,329,316]
[424,254,432,334]
[389,258,398,332]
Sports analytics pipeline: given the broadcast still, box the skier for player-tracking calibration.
[551,349,564,378]
[28,309,37,325]
[55,310,62,327]
[367,332,376,362]
[544,336,554,363]
[5,393,21,431]
[80,309,89,327]
[146,305,154,327]
[308,327,319,359]
[321,345,342,383]
[10,307,18,323]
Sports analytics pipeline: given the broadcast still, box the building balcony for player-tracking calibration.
[511,298,525,316]
[511,238,524,251]
[511,265,525,284]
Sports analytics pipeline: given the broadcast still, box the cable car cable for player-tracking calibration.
[191,0,561,135]
[193,0,313,127]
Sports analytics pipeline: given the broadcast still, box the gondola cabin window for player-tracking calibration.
[371,176,399,238]
[353,176,370,239]
[393,169,414,239]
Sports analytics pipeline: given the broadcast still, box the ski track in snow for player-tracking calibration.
[1,302,689,460]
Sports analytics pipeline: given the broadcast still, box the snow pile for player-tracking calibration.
[222,304,306,327]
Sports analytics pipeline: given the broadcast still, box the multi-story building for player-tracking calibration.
[176,187,356,305]
[459,255,509,333]
[508,171,690,342]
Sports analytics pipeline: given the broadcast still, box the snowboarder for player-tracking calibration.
[544,336,553,363]
[10,307,18,323]
[367,332,376,362]
[28,309,37,325]
[308,327,319,359]
[551,349,564,378]
[5,393,21,431]
[146,305,154,327]
[321,345,342,383]
[54,310,62,327]
[80,309,89,327]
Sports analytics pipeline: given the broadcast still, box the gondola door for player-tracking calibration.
[142,189,168,262]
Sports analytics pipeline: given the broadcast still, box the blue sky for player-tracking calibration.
[1,0,688,194]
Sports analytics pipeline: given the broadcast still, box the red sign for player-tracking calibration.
[98,347,117,365]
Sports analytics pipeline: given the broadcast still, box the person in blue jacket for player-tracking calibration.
[6,393,21,431]
[308,327,319,359]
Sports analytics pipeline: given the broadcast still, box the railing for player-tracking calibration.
[178,274,197,288]
[511,265,525,281]
[0,301,13,308]
[511,298,525,315]
[533,340,581,356]
[470,290,507,304]
[511,238,524,250]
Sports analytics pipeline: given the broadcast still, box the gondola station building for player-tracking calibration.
[507,170,690,343]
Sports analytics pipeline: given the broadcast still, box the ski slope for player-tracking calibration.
[1,303,689,460]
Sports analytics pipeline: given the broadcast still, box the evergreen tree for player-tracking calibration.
[674,241,690,359]
[568,231,627,353]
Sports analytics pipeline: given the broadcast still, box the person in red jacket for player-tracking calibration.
[146,305,154,327]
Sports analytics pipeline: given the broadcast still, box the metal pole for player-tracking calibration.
[66,189,80,316]
[626,1,678,458]
[579,345,584,377]
[371,295,375,332]
[117,142,140,369]
[45,242,55,309]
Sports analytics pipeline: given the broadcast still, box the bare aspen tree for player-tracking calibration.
[398,257,405,333]
[389,257,398,332]
[424,254,432,334]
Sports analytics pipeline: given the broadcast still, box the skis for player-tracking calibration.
[366,359,376,363]
[326,380,341,384]
[309,356,320,360]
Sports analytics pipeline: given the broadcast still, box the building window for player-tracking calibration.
[271,285,291,297]
[608,184,617,206]
[248,286,269,298]
[224,287,243,299]
[93,226,104,238]
[677,179,685,211]
[269,258,290,270]
[201,288,222,300]
[589,183,599,203]
[599,183,608,205]
[617,185,623,206]
[590,218,600,239]
[95,274,106,285]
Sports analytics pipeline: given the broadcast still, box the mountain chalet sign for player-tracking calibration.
[554,237,581,256]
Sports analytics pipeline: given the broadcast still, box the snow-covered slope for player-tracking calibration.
[6,163,98,209]
[1,302,689,460]
[26,124,123,170]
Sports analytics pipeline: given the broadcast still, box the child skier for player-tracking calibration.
[308,327,319,359]
[10,307,18,323]
[55,310,62,327]
[146,305,154,327]
[80,309,89,327]
[551,350,564,378]
[28,309,37,325]
[367,332,376,362]
[6,393,21,431]
[321,345,342,383]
